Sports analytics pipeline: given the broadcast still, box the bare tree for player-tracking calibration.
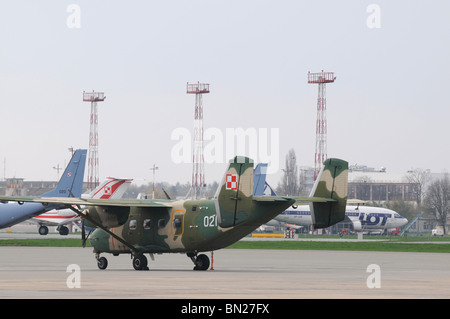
[276,149,299,196]
[424,174,450,234]
[406,168,431,205]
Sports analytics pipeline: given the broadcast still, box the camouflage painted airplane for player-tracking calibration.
[0,156,348,271]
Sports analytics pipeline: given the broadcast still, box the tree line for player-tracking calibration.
[276,149,450,234]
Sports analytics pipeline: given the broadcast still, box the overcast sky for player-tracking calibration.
[0,1,449,188]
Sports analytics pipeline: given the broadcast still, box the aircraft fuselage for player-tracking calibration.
[89,198,294,255]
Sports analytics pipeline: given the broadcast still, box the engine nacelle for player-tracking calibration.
[352,220,362,232]
[82,205,130,228]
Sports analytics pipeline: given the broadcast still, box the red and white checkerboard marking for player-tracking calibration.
[226,174,238,190]
[104,186,112,195]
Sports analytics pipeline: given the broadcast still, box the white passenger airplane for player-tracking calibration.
[31,177,132,235]
[252,163,408,234]
[272,205,408,234]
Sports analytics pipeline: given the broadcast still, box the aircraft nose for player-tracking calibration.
[89,229,109,251]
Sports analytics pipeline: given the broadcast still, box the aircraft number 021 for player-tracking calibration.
[203,215,217,227]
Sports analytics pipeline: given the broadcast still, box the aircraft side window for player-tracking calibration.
[173,217,182,228]
[158,219,167,229]
[143,219,152,230]
[129,219,137,230]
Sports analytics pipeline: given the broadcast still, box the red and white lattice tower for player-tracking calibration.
[83,90,105,191]
[308,71,335,180]
[187,82,210,199]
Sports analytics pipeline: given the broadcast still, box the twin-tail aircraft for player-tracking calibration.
[0,156,348,271]
[0,149,86,229]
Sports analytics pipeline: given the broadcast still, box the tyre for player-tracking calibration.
[38,226,48,236]
[194,254,210,271]
[133,254,148,271]
[97,257,108,270]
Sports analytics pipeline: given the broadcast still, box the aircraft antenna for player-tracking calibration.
[83,90,105,192]
[308,71,335,181]
[187,82,210,199]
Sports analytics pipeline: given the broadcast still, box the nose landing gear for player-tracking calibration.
[187,252,210,271]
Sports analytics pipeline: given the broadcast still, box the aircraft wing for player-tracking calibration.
[253,196,334,204]
[0,196,173,208]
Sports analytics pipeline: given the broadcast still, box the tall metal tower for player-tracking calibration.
[308,71,335,180]
[83,90,105,191]
[187,82,210,199]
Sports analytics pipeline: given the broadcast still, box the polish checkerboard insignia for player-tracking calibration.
[104,186,112,195]
[226,174,238,190]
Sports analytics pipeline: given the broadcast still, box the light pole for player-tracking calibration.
[150,164,159,199]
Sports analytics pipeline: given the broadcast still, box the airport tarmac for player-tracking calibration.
[0,246,449,299]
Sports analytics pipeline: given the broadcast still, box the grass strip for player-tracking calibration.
[228,240,450,253]
[0,238,89,247]
[1,238,449,253]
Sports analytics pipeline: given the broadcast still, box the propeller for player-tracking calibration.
[80,217,93,248]
[81,218,86,247]
[67,187,88,247]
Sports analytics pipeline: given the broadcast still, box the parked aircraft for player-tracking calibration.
[252,163,408,234]
[274,205,408,234]
[0,156,348,271]
[32,177,132,235]
[0,149,86,229]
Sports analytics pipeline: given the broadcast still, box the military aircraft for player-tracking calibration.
[0,149,86,229]
[0,156,348,271]
[31,177,132,235]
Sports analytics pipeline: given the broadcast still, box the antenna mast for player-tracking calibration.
[83,90,105,192]
[187,82,210,199]
[308,71,335,180]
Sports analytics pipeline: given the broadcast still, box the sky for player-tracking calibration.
[0,0,449,188]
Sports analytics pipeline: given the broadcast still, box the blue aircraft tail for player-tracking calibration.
[41,149,87,197]
[253,163,277,196]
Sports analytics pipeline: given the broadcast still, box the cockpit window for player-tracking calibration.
[129,219,137,230]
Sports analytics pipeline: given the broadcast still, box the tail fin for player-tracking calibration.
[215,156,254,228]
[87,177,133,199]
[42,149,87,198]
[253,163,277,196]
[309,158,348,228]
[253,163,268,196]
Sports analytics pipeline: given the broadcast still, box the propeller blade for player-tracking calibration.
[82,219,86,248]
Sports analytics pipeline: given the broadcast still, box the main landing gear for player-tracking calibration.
[94,252,211,271]
[95,253,149,270]
[38,225,70,236]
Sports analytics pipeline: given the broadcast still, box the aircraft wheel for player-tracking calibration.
[97,257,108,270]
[38,226,48,236]
[194,254,210,271]
[59,226,69,236]
[133,254,148,271]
